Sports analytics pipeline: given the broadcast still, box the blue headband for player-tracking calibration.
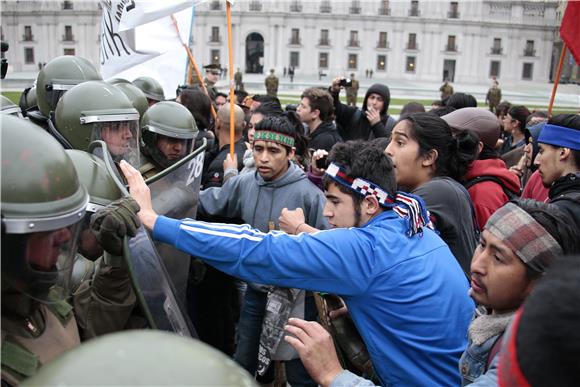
[537,124,580,151]
[325,162,432,236]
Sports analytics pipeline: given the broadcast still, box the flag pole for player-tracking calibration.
[548,42,567,117]
[171,14,217,120]
[226,1,235,157]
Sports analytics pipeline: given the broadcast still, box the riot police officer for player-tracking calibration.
[109,78,149,119]
[139,100,199,178]
[54,81,141,168]
[132,76,165,106]
[32,55,101,128]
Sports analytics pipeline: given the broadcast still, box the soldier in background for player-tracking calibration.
[265,69,279,97]
[203,63,221,101]
[234,67,244,91]
[439,79,454,100]
[486,80,502,113]
[345,73,359,107]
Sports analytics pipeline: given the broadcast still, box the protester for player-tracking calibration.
[446,92,478,110]
[297,88,342,151]
[176,87,215,150]
[113,140,473,387]
[330,77,395,140]
[442,108,521,229]
[384,113,479,275]
[535,114,580,230]
[400,101,425,116]
[498,254,580,387]
[499,105,531,166]
[283,199,578,387]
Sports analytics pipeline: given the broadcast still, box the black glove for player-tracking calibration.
[90,197,141,256]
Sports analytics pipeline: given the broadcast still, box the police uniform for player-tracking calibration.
[346,78,360,107]
[265,71,279,97]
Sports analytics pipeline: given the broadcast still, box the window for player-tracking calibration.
[210,49,220,65]
[406,56,416,72]
[524,40,535,57]
[211,27,220,42]
[290,51,300,68]
[522,63,533,80]
[490,61,501,77]
[319,29,330,46]
[290,29,301,45]
[378,32,388,48]
[319,53,329,69]
[377,55,386,71]
[348,54,357,70]
[409,0,420,16]
[210,1,221,10]
[446,35,456,52]
[62,1,73,10]
[249,1,262,11]
[290,0,302,12]
[348,31,359,47]
[320,0,331,13]
[24,47,34,64]
[407,33,417,50]
[491,38,502,55]
[23,26,33,41]
[350,0,361,14]
[64,48,76,56]
[379,0,390,15]
[448,2,459,18]
[63,25,74,41]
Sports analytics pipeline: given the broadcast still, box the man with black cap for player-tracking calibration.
[330,77,395,141]
[201,64,221,101]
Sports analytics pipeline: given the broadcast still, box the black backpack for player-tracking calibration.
[464,175,519,201]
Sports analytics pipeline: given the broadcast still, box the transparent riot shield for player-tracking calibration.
[146,144,205,306]
[88,140,197,337]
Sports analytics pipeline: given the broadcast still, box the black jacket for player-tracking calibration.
[202,138,247,189]
[548,172,580,230]
[307,120,342,152]
[331,83,395,141]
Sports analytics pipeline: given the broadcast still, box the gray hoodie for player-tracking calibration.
[198,161,329,232]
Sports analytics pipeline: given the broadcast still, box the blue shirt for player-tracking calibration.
[153,210,474,386]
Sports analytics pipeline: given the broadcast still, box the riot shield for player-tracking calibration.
[146,144,205,306]
[125,226,195,336]
[88,140,197,337]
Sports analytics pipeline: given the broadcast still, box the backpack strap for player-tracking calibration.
[464,175,519,200]
[485,332,504,372]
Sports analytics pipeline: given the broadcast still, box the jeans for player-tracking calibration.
[234,285,317,387]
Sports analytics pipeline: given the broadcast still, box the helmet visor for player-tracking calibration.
[2,220,82,302]
[91,120,140,168]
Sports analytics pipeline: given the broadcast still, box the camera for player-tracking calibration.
[339,78,353,87]
[315,155,329,170]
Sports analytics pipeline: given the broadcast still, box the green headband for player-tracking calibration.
[253,130,295,147]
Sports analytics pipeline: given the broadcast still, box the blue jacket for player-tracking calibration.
[153,210,474,386]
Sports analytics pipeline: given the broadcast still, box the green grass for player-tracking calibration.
[1,91,21,104]
[4,90,576,115]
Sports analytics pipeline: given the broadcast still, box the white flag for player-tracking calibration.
[99,0,200,99]
[118,0,201,32]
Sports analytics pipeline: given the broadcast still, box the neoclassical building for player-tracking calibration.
[193,0,561,84]
[2,0,569,84]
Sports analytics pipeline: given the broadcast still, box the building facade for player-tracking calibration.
[193,0,560,84]
[1,0,562,85]
[1,0,101,72]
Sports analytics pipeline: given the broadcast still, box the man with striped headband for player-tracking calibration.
[105,140,473,386]
[534,114,580,230]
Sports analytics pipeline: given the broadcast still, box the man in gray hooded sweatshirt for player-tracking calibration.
[198,115,328,386]
[330,78,396,141]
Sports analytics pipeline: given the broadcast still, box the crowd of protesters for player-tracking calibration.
[3,55,580,386]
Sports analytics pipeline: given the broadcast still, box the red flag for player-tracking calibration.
[560,1,580,63]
